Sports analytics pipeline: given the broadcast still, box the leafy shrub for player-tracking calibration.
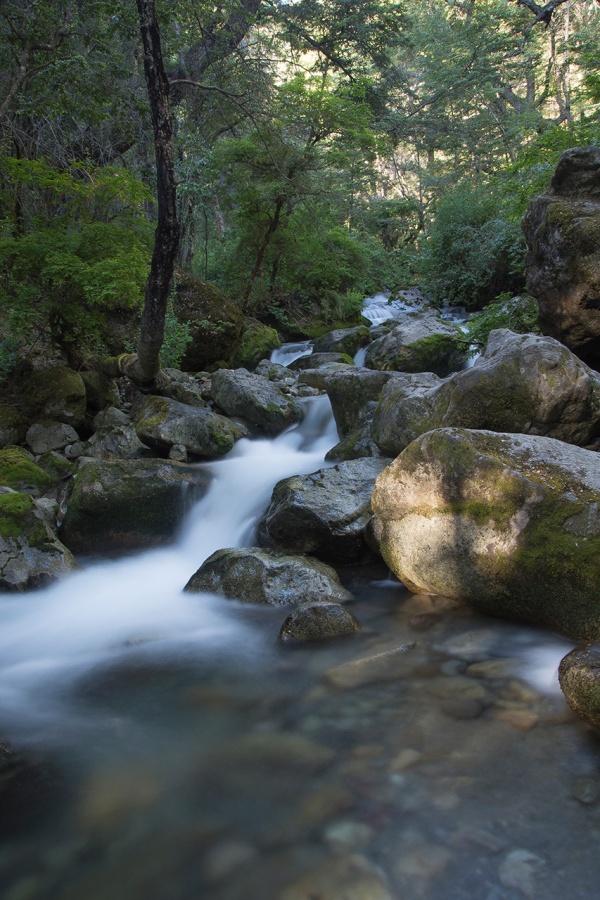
[464,293,540,351]
[419,184,525,309]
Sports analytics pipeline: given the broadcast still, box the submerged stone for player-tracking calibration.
[278,601,362,643]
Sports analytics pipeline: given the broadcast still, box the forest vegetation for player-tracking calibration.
[0,0,598,378]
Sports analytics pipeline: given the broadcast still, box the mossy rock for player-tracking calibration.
[135,394,243,458]
[365,314,467,376]
[288,352,355,371]
[234,318,281,369]
[313,326,371,357]
[278,601,362,643]
[59,458,214,555]
[22,365,86,428]
[0,492,77,590]
[372,427,600,641]
[559,646,600,729]
[0,405,27,449]
[0,448,56,496]
[80,371,120,414]
[173,271,244,372]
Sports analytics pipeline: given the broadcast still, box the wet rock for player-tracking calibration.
[85,424,148,461]
[203,840,257,883]
[323,643,418,689]
[523,146,600,367]
[323,820,374,851]
[365,311,467,376]
[0,492,77,590]
[371,329,600,457]
[498,848,545,898]
[572,776,600,805]
[0,405,27,449]
[184,548,352,607]
[319,369,401,439]
[234,317,281,369]
[213,732,334,773]
[313,326,371,357]
[396,842,452,880]
[288,352,355,371]
[296,785,355,826]
[255,359,294,382]
[211,368,303,435]
[59,458,213,554]
[22,365,86,428]
[326,419,383,463]
[77,766,162,831]
[259,458,389,564]
[26,421,79,455]
[389,749,421,772]
[279,601,362,643]
[279,853,393,900]
[135,394,243,458]
[372,427,600,640]
[558,645,600,729]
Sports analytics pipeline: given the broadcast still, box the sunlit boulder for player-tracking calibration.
[371,329,600,458]
[372,427,600,640]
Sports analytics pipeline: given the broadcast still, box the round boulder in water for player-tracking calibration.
[559,646,600,729]
[278,601,362,644]
[211,369,303,436]
[184,548,352,607]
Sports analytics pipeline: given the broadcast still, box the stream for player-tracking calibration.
[0,312,600,899]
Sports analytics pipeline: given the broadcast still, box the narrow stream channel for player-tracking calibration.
[0,338,598,899]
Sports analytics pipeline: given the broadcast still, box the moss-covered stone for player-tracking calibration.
[0,405,27,449]
[59,458,214,555]
[135,394,243,458]
[373,427,600,640]
[278,601,362,643]
[365,314,467,376]
[173,271,244,372]
[234,318,281,369]
[80,371,120,414]
[0,492,77,590]
[559,646,600,729]
[313,326,371,357]
[211,369,303,436]
[22,365,86,428]
[0,448,56,495]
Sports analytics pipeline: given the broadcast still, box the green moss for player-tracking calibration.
[0,448,56,494]
[404,333,466,377]
[0,492,47,545]
[234,318,281,369]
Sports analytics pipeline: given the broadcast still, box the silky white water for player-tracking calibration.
[0,395,338,740]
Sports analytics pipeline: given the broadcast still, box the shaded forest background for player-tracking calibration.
[1,0,599,373]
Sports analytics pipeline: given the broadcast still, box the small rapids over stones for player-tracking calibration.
[0,334,598,900]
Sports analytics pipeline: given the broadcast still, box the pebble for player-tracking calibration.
[572,776,600,805]
[77,766,162,830]
[203,840,257,883]
[389,748,421,771]
[467,659,520,680]
[426,675,490,703]
[323,820,375,850]
[278,853,393,900]
[322,643,418,689]
[436,628,497,660]
[498,848,545,897]
[296,784,355,825]
[396,843,452,879]
[495,704,539,731]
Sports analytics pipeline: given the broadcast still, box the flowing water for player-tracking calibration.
[0,348,599,899]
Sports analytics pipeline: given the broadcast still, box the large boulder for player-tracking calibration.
[371,329,600,458]
[259,457,390,564]
[26,421,79,455]
[559,646,600,730]
[135,395,243,458]
[184,547,352,606]
[233,318,281,369]
[523,146,600,367]
[173,272,244,371]
[372,427,600,640]
[22,365,86,429]
[364,312,467,376]
[211,369,303,435]
[0,491,77,591]
[288,352,355,371]
[313,325,371,357]
[59,458,213,554]
[79,372,121,415]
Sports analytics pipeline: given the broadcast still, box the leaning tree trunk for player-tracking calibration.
[99,0,179,388]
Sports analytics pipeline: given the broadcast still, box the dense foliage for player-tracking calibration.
[0,0,599,365]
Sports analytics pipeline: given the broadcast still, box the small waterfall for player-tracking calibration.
[270,340,313,366]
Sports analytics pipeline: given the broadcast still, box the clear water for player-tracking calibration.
[0,354,598,900]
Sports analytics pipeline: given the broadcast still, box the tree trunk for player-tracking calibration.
[133,0,179,385]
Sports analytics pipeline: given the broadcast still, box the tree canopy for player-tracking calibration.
[0,0,598,374]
